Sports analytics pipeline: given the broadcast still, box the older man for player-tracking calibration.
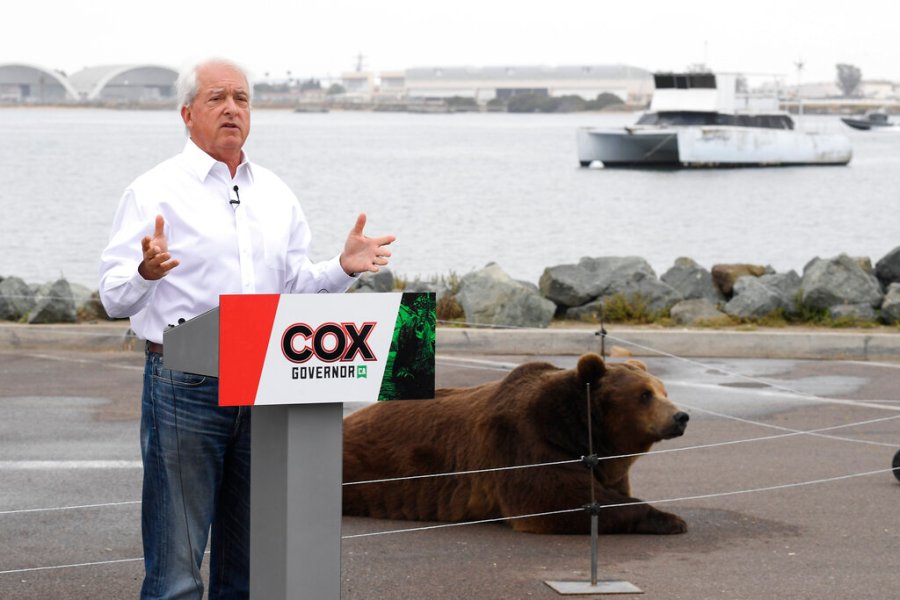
[100,58,394,600]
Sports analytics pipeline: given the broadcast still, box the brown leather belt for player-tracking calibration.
[146,341,164,355]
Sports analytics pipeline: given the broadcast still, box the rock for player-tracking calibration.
[78,290,112,321]
[403,278,450,305]
[351,268,395,293]
[564,298,605,322]
[670,298,731,326]
[69,283,96,316]
[801,254,883,311]
[828,303,878,323]
[578,256,682,313]
[456,264,556,328]
[0,276,36,321]
[758,270,802,317]
[875,246,900,288]
[661,257,724,302]
[724,277,784,319]
[539,263,603,307]
[27,278,77,324]
[880,283,900,324]
[711,263,767,297]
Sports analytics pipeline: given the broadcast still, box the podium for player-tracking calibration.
[164,292,435,599]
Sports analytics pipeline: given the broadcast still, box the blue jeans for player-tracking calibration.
[141,350,251,599]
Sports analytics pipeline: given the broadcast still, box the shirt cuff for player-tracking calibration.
[325,254,358,291]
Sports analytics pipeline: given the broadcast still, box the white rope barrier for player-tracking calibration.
[1,319,897,578]
[344,458,582,487]
[678,403,900,449]
[604,332,900,412]
[0,500,140,517]
[341,412,900,488]
[0,557,143,576]
[341,508,583,539]
[342,465,898,540]
[6,404,896,514]
[0,325,132,336]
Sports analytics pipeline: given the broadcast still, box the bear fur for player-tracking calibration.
[342,353,689,534]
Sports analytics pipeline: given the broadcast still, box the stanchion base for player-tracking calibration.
[544,580,643,595]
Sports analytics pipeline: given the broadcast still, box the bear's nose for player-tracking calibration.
[673,412,690,425]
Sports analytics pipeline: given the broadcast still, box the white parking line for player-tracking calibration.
[0,460,142,470]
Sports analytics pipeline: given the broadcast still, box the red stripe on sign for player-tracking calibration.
[219,294,281,406]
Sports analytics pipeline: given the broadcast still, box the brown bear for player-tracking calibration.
[342,352,689,534]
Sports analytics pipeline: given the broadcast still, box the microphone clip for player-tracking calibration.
[229,185,241,206]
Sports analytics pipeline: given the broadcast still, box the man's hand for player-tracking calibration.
[339,213,396,276]
[138,215,180,280]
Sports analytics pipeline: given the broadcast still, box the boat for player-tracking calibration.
[841,111,895,131]
[577,72,852,168]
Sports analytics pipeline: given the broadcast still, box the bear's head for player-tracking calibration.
[575,352,689,455]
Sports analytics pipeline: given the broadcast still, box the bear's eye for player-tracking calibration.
[639,390,653,405]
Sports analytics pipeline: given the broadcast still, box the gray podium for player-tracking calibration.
[164,307,342,599]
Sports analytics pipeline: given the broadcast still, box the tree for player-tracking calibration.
[299,78,321,92]
[326,83,345,96]
[836,64,862,97]
[585,92,624,111]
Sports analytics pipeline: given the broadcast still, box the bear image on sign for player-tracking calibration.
[342,352,690,534]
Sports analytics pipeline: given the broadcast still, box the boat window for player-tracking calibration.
[654,73,717,89]
[689,74,716,89]
[636,111,796,130]
[636,113,661,125]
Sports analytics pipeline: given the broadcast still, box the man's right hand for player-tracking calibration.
[138,215,180,280]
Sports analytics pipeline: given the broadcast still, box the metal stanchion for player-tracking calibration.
[544,382,642,595]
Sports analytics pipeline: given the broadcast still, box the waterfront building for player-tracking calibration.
[68,65,178,102]
[0,63,78,103]
[403,64,653,104]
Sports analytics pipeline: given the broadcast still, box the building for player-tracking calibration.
[377,70,406,98]
[68,64,178,102]
[0,63,78,103]
[859,80,898,100]
[340,71,376,97]
[403,64,653,104]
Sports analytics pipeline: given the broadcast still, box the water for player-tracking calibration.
[1,108,898,289]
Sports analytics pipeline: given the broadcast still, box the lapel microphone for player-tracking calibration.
[229,185,241,206]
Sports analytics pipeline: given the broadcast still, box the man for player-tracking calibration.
[99,58,394,600]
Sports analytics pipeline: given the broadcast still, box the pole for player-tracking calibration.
[250,403,343,599]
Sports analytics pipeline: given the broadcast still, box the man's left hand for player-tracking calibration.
[340,213,396,276]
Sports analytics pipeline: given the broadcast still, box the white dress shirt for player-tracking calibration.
[100,139,355,343]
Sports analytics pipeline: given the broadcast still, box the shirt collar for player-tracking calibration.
[181,138,254,184]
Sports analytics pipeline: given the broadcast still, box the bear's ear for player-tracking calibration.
[577,353,606,383]
[625,359,648,372]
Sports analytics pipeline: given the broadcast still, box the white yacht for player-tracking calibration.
[577,72,852,167]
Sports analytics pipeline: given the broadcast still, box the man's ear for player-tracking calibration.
[180,105,192,130]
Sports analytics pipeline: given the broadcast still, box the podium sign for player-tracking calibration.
[219,291,435,406]
[163,291,435,599]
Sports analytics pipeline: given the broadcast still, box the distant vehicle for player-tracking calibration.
[577,72,852,168]
[841,111,896,131]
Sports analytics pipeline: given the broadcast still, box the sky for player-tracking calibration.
[5,0,898,85]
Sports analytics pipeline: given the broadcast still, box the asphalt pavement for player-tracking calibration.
[1,324,899,599]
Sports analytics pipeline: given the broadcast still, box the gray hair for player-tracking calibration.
[175,58,253,108]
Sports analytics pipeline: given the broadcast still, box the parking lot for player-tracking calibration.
[1,337,899,599]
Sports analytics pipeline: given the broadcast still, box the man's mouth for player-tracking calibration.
[221,123,239,129]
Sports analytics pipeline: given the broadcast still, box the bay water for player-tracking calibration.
[1,108,898,289]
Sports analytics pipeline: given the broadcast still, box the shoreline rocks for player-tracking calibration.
[4,245,900,328]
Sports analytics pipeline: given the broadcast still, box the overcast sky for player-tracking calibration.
[5,0,897,84]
